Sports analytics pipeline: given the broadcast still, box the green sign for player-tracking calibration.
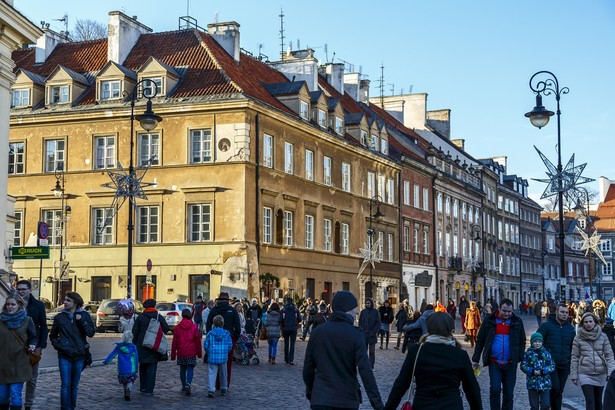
[11,246,50,260]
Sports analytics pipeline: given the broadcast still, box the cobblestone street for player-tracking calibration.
[31,315,585,409]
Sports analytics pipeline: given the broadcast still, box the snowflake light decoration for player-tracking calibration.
[533,146,594,200]
[576,227,608,266]
[99,156,157,233]
[464,256,481,273]
[358,238,381,278]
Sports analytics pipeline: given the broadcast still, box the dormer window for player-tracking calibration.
[142,77,163,97]
[381,139,389,155]
[101,80,121,100]
[335,117,343,134]
[371,135,379,152]
[51,86,69,104]
[318,109,326,127]
[12,89,30,107]
[361,131,368,146]
[300,101,309,119]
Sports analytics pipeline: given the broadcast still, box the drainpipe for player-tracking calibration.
[397,166,403,306]
[432,176,439,302]
[255,114,261,298]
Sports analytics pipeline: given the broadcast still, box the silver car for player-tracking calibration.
[155,301,193,331]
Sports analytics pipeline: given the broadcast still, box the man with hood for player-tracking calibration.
[359,298,381,369]
[280,296,301,365]
[303,291,384,410]
[402,303,435,336]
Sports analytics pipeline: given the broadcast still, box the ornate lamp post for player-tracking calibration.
[470,224,481,300]
[52,165,72,301]
[367,195,385,299]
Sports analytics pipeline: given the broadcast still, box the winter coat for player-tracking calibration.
[50,309,95,361]
[132,310,169,364]
[203,327,232,365]
[379,305,394,325]
[472,310,526,367]
[265,310,281,339]
[605,369,615,409]
[520,346,556,390]
[280,303,301,333]
[383,340,482,410]
[458,299,470,317]
[395,308,408,332]
[570,326,615,381]
[537,313,576,369]
[403,308,435,336]
[465,308,482,331]
[403,318,422,345]
[604,323,615,355]
[305,304,318,323]
[303,311,384,410]
[312,312,329,329]
[205,301,241,339]
[191,302,205,323]
[447,304,457,319]
[103,342,138,376]
[0,314,36,384]
[25,293,48,349]
[359,307,381,344]
[608,301,615,321]
[171,318,202,360]
[534,302,543,317]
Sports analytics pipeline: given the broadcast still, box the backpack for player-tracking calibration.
[282,305,299,331]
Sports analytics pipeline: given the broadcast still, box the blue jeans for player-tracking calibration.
[0,383,24,406]
[488,362,517,410]
[59,357,84,410]
[179,364,194,387]
[268,338,278,358]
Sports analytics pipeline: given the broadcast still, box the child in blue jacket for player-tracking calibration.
[520,332,555,410]
[203,315,233,398]
[103,332,139,401]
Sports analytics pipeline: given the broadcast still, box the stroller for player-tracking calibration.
[233,332,260,365]
[245,317,261,347]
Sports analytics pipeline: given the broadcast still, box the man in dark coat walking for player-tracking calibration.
[16,279,48,410]
[205,292,241,388]
[280,296,301,365]
[303,291,384,410]
[359,299,381,369]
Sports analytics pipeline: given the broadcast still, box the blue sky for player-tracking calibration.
[15,0,615,204]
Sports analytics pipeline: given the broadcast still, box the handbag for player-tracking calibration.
[142,314,169,355]
[83,343,93,370]
[259,326,268,340]
[7,325,41,366]
[401,342,424,410]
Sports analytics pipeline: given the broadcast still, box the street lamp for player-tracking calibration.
[471,224,481,300]
[526,71,568,302]
[125,80,162,299]
[52,164,72,301]
[367,195,385,299]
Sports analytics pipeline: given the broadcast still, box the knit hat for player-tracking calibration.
[143,298,156,308]
[332,291,358,312]
[530,332,543,345]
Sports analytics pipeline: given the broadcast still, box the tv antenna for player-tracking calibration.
[279,8,285,56]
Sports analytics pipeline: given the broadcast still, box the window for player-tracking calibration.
[498,195,503,209]
[93,208,113,245]
[101,80,121,100]
[263,207,272,244]
[600,240,611,252]
[387,179,395,204]
[300,101,309,119]
[50,85,69,104]
[445,232,451,257]
[142,78,162,96]
[423,228,429,254]
[284,211,293,246]
[13,211,22,246]
[284,142,294,174]
[378,231,384,259]
[8,142,25,174]
[403,226,410,251]
[12,89,29,107]
[138,133,159,166]
[453,200,459,218]
[263,134,273,168]
[43,210,62,246]
[413,227,419,253]
[189,204,212,242]
[190,129,212,163]
[361,130,368,146]
[94,136,115,169]
[437,193,443,212]
[388,233,394,261]
[137,206,159,243]
[335,117,343,134]
[318,109,326,127]
[371,135,379,152]
[413,185,420,208]
[453,234,458,257]
[468,206,474,224]
[305,215,314,249]
[341,223,349,255]
[381,139,388,155]
[378,175,386,200]
[342,162,351,192]
[305,149,314,181]
[445,197,451,215]
[437,231,443,256]
[367,172,375,198]
[604,262,612,276]
[324,219,332,251]
[45,139,65,173]
[423,188,429,210]
[462,203,467,220]
[323,156,332,186]
[403,181,410,205]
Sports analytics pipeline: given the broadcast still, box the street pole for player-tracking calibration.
[367,196,384,300]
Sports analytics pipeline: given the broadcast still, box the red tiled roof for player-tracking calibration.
[595,183,615,231]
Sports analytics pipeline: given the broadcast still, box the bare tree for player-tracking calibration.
[72,19,107,41]
[542,187,599,212]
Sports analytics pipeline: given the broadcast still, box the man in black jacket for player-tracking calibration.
[16,280,48,410]
[205,292,241,389]
[281,296,301,365]
[359,299,381,369]
[303,291,383,410]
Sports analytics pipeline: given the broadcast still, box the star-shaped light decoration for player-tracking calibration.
[99,156,157,233]
[533,147,594,200]
[358,238,381,278]
[464,256,481,273]
[576,227,608,266]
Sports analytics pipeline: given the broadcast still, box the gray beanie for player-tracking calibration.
[331,291,358,312]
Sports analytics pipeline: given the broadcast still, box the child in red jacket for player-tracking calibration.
[171,309,203,395]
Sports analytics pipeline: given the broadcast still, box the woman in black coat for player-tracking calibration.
[383,312,482,410]
[132,299,169,395]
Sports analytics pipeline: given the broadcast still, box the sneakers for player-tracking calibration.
[394,346,400,350]
[208,391,214,398]
[221,389,228,396]
[124,385,131,401]
[185,384,191,396]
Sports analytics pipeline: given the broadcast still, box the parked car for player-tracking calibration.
[156,301,193,331]
[47,303,99,328]
[96,299,144,332]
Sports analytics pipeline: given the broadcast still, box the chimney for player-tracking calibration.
[269,49,318,91]
[322,63,344,94]
[599,176,614,203]
[427,109,451,139]
[207,21,241,63]
[107,11,152,65]
[343,73,360,100]
[359,79,370,103]
[35,29,65,64]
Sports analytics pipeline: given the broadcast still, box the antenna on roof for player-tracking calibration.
[389,83,395,95]
[279,8,285,57]
[297,39,300,50]
[336,58,354,73]
[53,13,69,40]
[186,0,190,16]
[213,12,219,23]
[324,44,329,63]
[378,63,385,107]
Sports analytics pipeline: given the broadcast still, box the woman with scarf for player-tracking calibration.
[464,301,482,348]
[132,298,169,396]
[0,294,37,410]
[49,291,95,410]
[383,312,481,410]
[570,312,615,410]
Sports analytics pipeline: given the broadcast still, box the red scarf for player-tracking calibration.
[144,307,158,313]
